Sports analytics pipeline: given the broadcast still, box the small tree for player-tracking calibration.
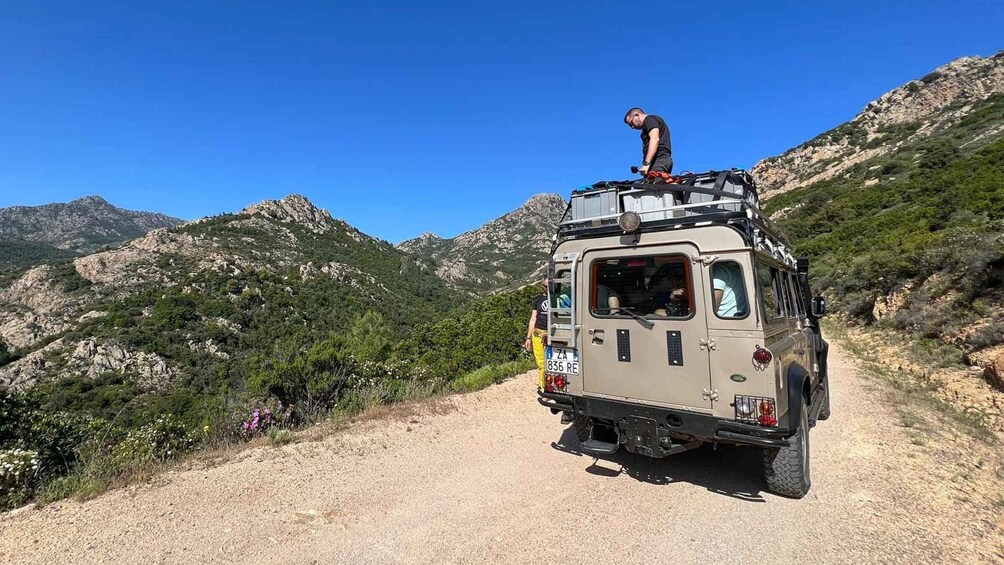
[345,311,392,363]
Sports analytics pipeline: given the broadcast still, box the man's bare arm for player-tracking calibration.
[645,127,660,164]
[524,311,537,351]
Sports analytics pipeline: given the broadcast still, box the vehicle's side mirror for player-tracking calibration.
[811,296,827,318]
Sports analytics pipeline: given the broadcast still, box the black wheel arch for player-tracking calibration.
[817,339,830,381]
[786,363,811,432]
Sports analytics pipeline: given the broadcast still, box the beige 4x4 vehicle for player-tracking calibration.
[538,170,830,498]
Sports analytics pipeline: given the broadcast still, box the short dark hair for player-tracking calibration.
[624,107,644,120]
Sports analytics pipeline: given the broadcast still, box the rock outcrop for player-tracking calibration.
[0,266,84,349]
[753,52,1004,198]
[240,194,339,234]
[70,338,175,390]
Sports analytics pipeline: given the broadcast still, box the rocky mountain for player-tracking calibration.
[398,193,567,293]
[0,195,181,274]
[753,52,1004,197]
[0,194,459,392]
[0,195,182,251]
[755,52,1004,395]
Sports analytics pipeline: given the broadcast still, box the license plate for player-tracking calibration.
[546,346,579,374]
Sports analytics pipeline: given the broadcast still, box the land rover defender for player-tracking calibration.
[537,170,830,498]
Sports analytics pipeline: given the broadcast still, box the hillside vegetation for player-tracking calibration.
[764,93,1004,365]
[0,195,538,510]
[398,193,565,294]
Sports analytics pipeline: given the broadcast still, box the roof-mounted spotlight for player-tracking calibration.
[618,211,641,233]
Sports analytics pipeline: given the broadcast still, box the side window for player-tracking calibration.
[780,272,796,318]
[710,261,749,318]
[756,262,784,323]
[591,255,693,318]
[792,276,806,317]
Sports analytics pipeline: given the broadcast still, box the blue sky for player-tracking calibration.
[1,1,1001,243]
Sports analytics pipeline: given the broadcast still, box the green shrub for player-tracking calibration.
[449,359,535,392]
[267,428,295,446]
[0,449,40,509]
[345,310,392,363]
[108,415,194,470]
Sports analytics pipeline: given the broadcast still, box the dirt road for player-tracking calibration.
[2,341,1003,564]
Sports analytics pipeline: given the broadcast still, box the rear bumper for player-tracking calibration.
[538,391,791,449]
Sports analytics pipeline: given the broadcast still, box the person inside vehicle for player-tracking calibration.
[712,262,747,317]
[624,107,673,175]
[642,264,690,317]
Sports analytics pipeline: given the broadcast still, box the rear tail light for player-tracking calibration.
[544,374,554,392]
[734,395,777,427]
[553,374,567,390]
[753,346,773,365]
[758,399,777,426]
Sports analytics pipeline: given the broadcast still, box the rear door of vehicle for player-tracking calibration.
[580,245,713,412]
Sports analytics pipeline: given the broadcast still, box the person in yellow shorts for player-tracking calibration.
[524,277,549,389]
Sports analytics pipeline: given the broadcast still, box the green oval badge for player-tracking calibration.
[730,374,747,383]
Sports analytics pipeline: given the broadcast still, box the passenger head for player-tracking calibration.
[624,107,645,130]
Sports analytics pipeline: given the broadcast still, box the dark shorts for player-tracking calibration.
[651,155,674,174]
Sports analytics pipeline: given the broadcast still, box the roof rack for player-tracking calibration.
[553,169,797,268]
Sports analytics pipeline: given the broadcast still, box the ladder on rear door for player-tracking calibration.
[547,251,579,345]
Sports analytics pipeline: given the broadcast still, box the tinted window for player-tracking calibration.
[592,255,693,318]
[756,262,784,323]
[781,272,796,317]
[791,276,806,317]
[710,261,749,318]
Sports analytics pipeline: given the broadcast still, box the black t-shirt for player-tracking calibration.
[532,294,548,330]
[640,114,672,162]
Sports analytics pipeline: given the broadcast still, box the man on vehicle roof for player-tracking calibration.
[624,107,673,176]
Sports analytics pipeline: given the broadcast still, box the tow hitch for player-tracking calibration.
[579,416,701,458]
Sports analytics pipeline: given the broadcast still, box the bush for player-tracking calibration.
[237,398,295,438]
[449,359,535,392]
[268,428,295,446]
[108,415,195,470]
[0,449,40,509]
[345,310,392,363]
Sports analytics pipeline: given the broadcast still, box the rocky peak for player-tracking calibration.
[752,51,1004,198]
[397,232,445,254]
[69,195,110,206]
[239,194,338,234]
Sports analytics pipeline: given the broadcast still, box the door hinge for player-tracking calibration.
[702,388,720,401]
[693,254,720,265]
[699,338,717,351]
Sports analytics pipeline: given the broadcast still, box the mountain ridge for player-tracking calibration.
[753,51,1004,199]
[398,192,566,292]
[0,195,182,273]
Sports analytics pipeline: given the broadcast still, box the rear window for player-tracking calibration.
[591,255,693,318]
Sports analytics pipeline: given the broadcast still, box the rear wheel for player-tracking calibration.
[762,397,811,498]
[573,414,592,443]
